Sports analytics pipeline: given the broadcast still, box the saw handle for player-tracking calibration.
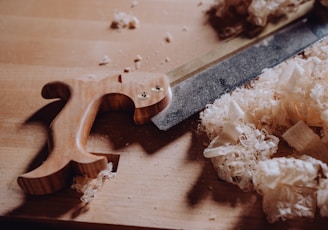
[17,72,170,195]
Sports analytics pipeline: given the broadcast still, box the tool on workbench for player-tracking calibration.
[151,3,328,130]
[17,4,328,195]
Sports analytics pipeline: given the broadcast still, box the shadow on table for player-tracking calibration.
[6,95,328,229]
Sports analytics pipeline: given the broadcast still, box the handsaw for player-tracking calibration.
[18,2,328,195]
[151,2,328,130]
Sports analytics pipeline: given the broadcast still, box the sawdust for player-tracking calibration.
[110,11,139,30]
[164,32,173,43]
[98,55,111,66]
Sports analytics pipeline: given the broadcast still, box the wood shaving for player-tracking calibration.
[165,32,173,43]
[124,66,132,73]
[208,0,328,38]
[71,162,116,204]
[134,54,143,69]
[200,37,328,223]
[98,55,111,66]
[111,11,139,30]
[213,0,311,27]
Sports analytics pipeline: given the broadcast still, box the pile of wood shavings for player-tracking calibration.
[214,0,311,27]
[71,162,116,204]
[199,37,328,223]
[209,0,328,38]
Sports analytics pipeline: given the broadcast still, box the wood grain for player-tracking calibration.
[17,72,170,195]
[1,0,327,229]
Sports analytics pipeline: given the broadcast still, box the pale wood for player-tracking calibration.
[1,0,327,229]
[167,1,314,85]
[17,72,170,195]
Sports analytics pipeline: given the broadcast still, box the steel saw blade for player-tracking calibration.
[151,3,328,131]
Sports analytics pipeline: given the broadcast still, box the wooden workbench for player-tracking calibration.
[1,0,327,229]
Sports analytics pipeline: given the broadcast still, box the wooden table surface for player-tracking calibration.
[1,0,328,229]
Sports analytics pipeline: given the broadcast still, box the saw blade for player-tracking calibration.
[151,4,328,131]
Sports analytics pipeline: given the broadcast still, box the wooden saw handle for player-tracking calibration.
[17,72,170,195]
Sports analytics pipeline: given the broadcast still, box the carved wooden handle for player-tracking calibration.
[17,72,171,195]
